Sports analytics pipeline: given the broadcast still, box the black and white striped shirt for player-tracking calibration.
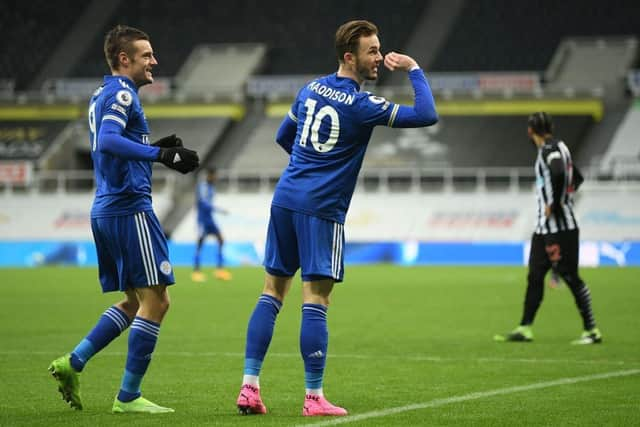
[533,138,580,235]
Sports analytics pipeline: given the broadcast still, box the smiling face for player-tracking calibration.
[120,39,157,87]
[353,34,383,81]
[104,26,156,87]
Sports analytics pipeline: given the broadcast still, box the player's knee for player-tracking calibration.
[263,273,292,301]
[563,274,585,291]
[263,286,287,302]
[302,280,334,306]
[304,294,331,306]
[147,292,171,317]
[564,271,581,283]
[119,300,139,319]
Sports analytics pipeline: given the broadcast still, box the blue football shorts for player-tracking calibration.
[197,216,220,238]
[91,210,175,292]
[264,205,345,282]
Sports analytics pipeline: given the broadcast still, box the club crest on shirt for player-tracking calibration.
[368,95,387,104]
[369,95,390,110]
[160,260,172,275]
[116,90,133,107]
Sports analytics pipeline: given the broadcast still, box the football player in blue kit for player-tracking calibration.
[192,167,232,282]
[236,20,438,416]
[49,25,199,414]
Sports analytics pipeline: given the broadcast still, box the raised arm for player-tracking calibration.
[384,52,438,128]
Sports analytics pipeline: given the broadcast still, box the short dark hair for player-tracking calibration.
[528,112,554,135]
[335,20,378,63]
[104,25,150,71]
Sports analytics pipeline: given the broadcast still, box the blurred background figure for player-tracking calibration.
[192,167,231,282]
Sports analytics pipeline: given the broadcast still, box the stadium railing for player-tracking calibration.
[0,71,609,105]
[0,169,176,195]
[4,167,637,196]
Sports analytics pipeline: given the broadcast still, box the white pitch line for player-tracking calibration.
[1,351,638,367]
[299,369,640,427]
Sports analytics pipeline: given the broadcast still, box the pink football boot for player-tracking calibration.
[236,384,267,415]
[302,394,348,416]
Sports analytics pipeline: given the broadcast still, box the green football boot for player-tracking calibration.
[112,396,175,414]
[494,325,534,342]
[48,354,83,410]
[571,328,603,345]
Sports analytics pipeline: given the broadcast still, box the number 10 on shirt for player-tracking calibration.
[299,99,340,153]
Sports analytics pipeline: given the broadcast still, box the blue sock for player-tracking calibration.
[217,243,224,268]
[70,306,131,372]
[300,304,328,390]
[244,294,282,375]
[194,248,201,270]
[117,317,160,402]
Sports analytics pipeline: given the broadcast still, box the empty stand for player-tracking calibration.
[599,100,640,177]
[176,44,266,100]
[230,117,289,171]
[363,115,593,168]
[229,113,594,172]
[546,37,638,92]
[69,0,427,78]
[431,0,639,71]
[0,121,69,160]
[143,118,230,172]
[0,0,89,90]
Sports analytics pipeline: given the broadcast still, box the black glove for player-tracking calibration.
[151,134,183,148]
[157,146,199,174]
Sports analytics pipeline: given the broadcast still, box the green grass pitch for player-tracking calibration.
[1,265,638,426]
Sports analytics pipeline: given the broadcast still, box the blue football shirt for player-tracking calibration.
[196,181,216,224]
[89,75,155,217]
[272,70,436,224]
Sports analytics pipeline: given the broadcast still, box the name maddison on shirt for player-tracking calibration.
[308,81,355,105]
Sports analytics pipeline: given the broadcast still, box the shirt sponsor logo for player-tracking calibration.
[110,103,126,115]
